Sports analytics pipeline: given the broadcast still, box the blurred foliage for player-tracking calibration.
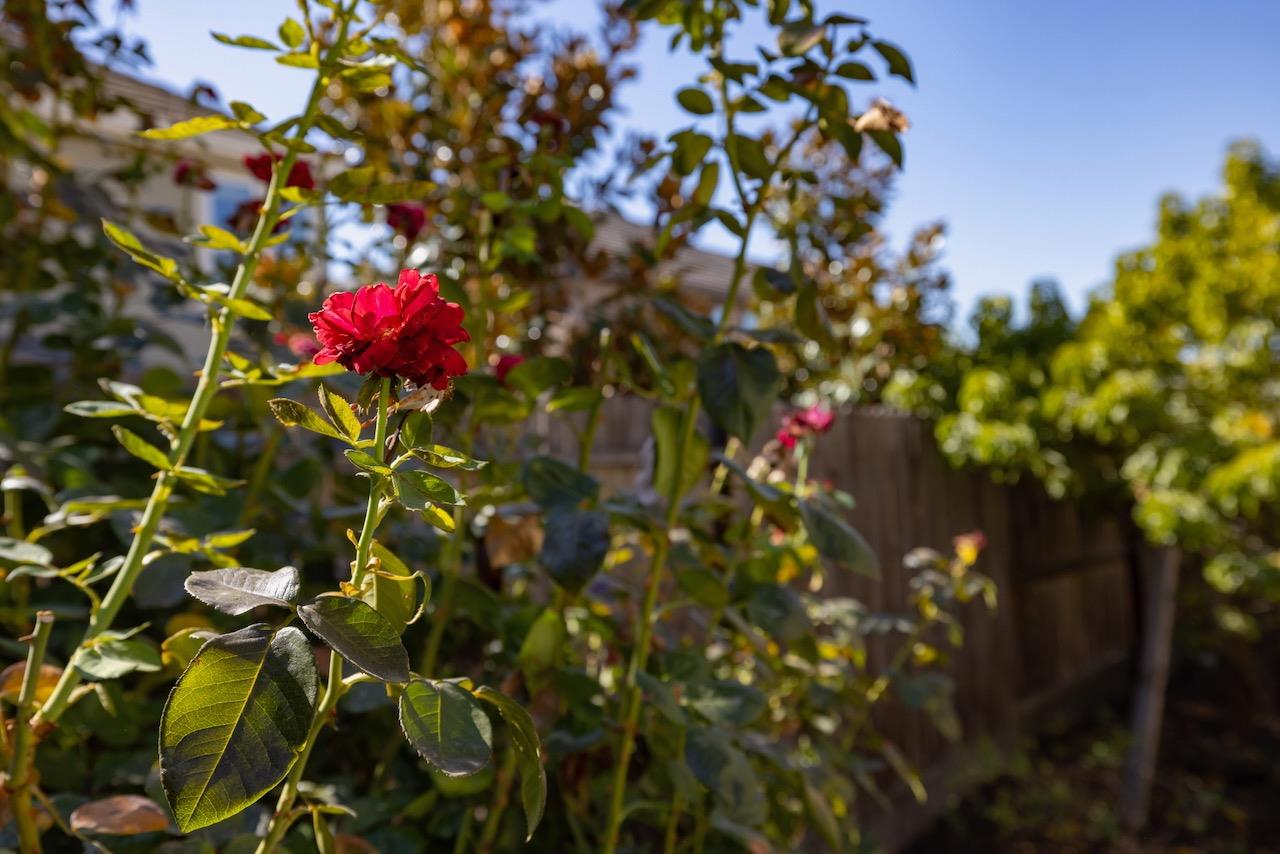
[887,142,1280,607]
[0,1,1001,852]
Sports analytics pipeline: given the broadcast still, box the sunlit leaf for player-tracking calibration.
[160,625,318,832]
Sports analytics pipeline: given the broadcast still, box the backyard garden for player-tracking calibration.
[0,1,1277,852]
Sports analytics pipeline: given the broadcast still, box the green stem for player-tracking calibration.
[4,488,23,539]
[476,744,517,852]
[8,610,54,854]
[601,205,759,854]
[32,2,350,733]
[255,375,391,854]
[452,805,475,854]
[662,728,687,854]
[236,425,283,528]
[351,377,392,588]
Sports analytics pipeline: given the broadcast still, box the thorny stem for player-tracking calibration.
[33,28,341,729]
[603,37,824,849]
[255,375,391,854]
[8,610,54,854]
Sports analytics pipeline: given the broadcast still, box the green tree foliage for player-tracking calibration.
[890,142,1280,602]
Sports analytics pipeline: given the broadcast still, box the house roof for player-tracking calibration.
[592,213,751,301]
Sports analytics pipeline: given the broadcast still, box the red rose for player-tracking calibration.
[173,159,216,191]
[309,269,469,390]
[795,404,834,434]
[244,153,315,190]
[287,333,320,359]
[494,354,525,385]
[386,202,426,239]
[776,404,835,452]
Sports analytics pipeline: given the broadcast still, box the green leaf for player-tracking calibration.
[229,101,266,124]
[0,537,52,567]
[522,457,598,510]
[652,297,715,341]
[474,687,546,840]
[65,401,136,419]
[693,161,720,206]
[778,22,828,56]
[139,115,241,140]
[393,470,465,509]
[746,585,811,643]
[268,398,350,443]
[796,282,835,347]
[835,61,875,81]
[505,357,571,399]
[276,52,320,69]
[101,220,181,281]
[112,426,171,470]
[399,680,493,776]
[868,130,904,168]
[874,40,915,84]
[696,343,783,443]
[76,636,163,680]
[479,191,512,212]
[365,541,417,634]
[799,497,879,577]
[728,134,771,181]
[670,129,713,176]
[411,444,487,471]
[684,727,766,826]
[190,224,246,252]
[517,609,565,683]
[184,566,301,615]
[344,449,392,476]
[298,595,410,683]
[636,672,687,726]
[685,680,766,727]
[546,387,602,414]
[652,407,709,501]
[160,625,319,832]
[676,86,715,115]
[278,17,305,48]
[211,31,280,50]
[319,385,362,442]
[539,508,609,593]
[173,466,245,496]
[675,565,730,609]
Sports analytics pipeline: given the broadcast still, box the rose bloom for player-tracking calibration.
[173,159,216,190]
[309,269,468,390]
[776,404,836,449]
[494,354,525,385]
[386,202,426,240]
[244,153,315,190]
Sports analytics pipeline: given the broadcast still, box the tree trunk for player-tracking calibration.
[1120,545,1181,833]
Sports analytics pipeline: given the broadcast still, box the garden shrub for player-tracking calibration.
[0,1,995,851]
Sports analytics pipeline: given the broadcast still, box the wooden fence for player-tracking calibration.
[547,398,1139,849]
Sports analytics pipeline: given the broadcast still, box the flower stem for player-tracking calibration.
[8,610,54,854]
[31,0,354,735]
[600,204,759,853]
[255,375,392,854]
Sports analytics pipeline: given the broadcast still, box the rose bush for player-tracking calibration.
[0,1,996,852]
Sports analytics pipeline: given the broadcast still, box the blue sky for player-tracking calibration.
[120,0,1280,321]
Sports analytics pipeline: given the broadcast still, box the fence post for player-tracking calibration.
[1119,545,1181,832]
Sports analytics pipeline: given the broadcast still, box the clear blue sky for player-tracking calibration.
[121,0,1280,321]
